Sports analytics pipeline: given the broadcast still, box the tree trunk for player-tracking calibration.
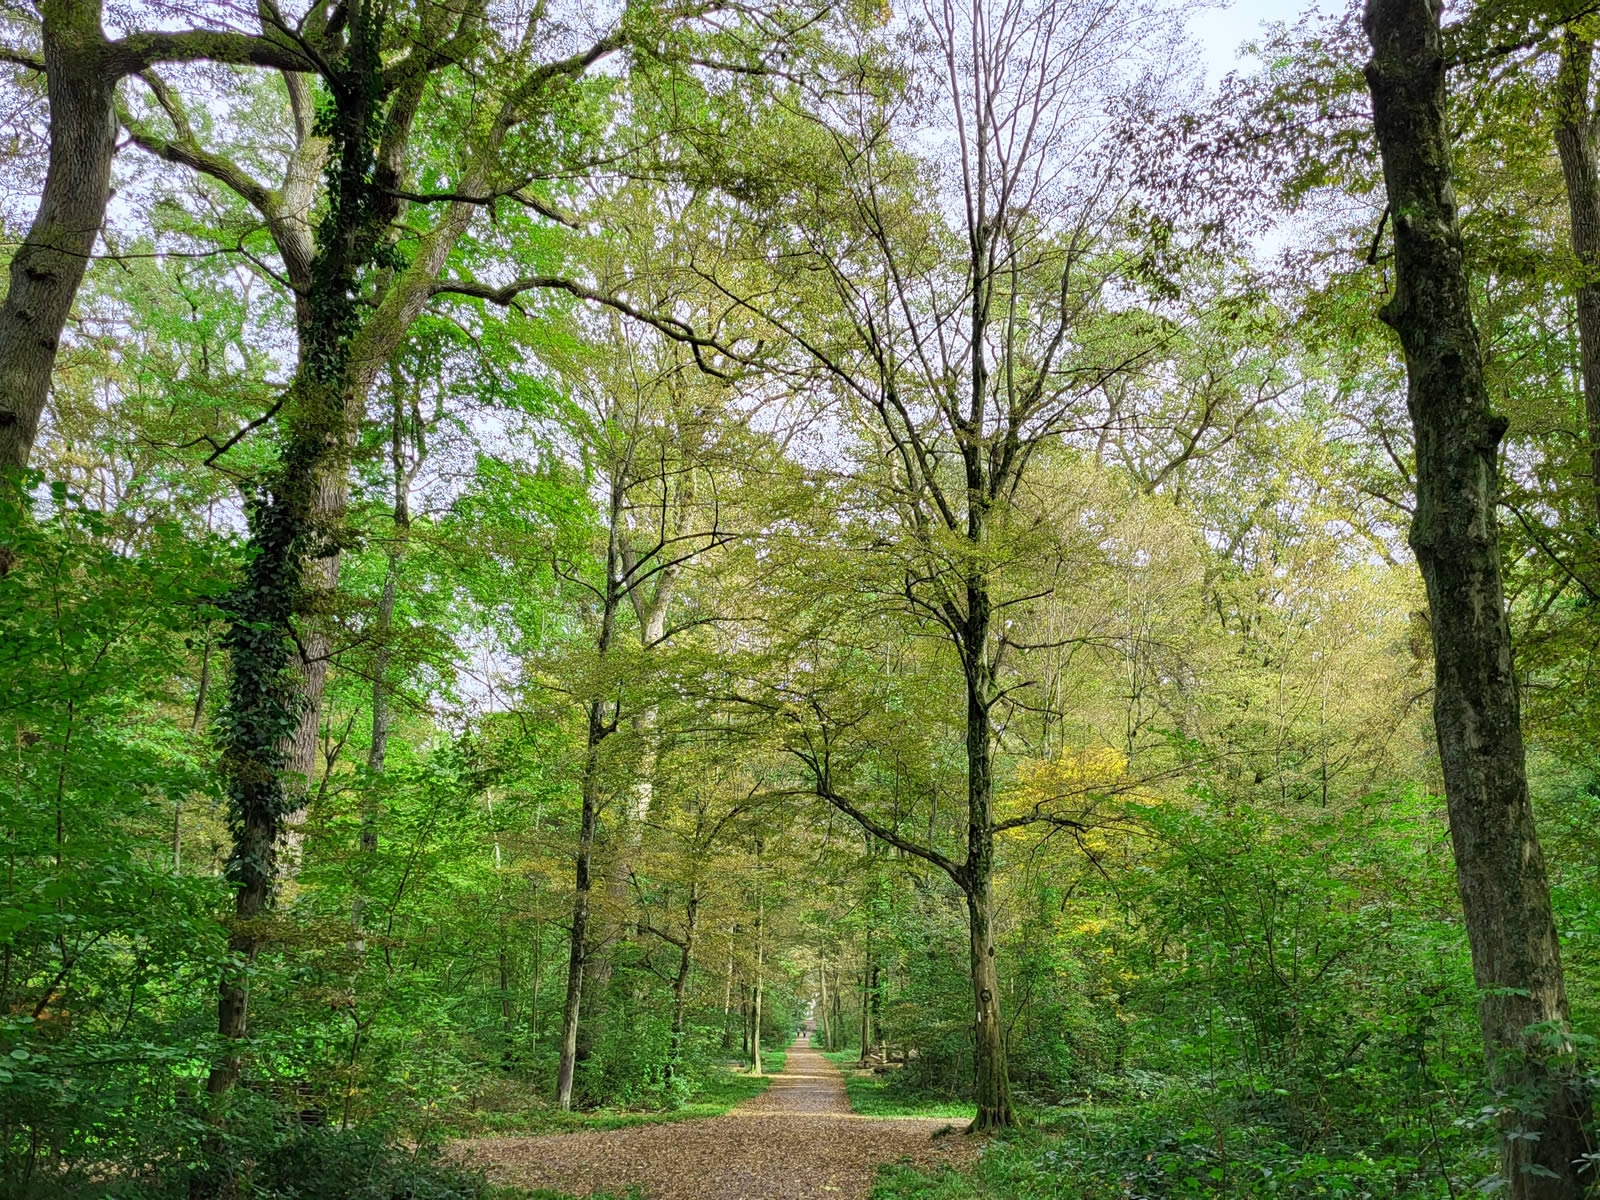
[740,982,750,1059]
[965,874,1014,1132]
[0,4,115,481]
[555,700,604,1111]
[556,488,624,1108]
[721,935,735,1050]
[869,959,881,1053]
[1364,2,1593,1193]
[0,2,312,510]
[817,958,831,1052]
[1554,30,1600,525]
[961,575,1015,1130]
[830,965,841,1053]
[205,48,380,1096]
[751,885,764,1075]
[499,933,514,1070]
[664,882,699,1087]
[858,951,871,1062]
[586,595,670,1052]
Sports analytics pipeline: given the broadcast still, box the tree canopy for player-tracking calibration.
[4,0,1600,1197]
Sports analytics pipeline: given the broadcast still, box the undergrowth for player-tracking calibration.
[869,1092,1480,1200]
[442,1047,788,1138]
[823,1049,974,1120]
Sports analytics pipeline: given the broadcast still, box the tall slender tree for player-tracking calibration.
[1363,0,1594,1193]
[722,0,1185,1130]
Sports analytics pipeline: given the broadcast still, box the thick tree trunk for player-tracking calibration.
[1555,31,1600,525]
[276,439,354,868]
[0,6,115,480]
[0,3,312,494]
[965,874,1013,1132]
[202,17,382,1101]
[1364,3,1594,1193]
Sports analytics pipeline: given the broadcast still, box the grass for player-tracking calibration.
[452,1045,790,1139]
[821,1049,975,1120]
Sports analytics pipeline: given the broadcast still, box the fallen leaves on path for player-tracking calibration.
[455,1041,980,1199]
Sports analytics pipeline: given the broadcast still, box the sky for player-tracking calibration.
[1192,0,1345,82]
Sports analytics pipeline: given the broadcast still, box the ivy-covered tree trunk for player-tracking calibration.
[206,11,385,1101]
[1364,1,1594,1193]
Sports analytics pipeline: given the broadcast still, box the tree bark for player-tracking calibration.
[556,696,606,1111]
[664,882,699,1087]
[830,964,841,1053]
[204,4,389,1103]
[556,503,623,1109]
[1554,30,1600,525]
[0,4,117,486]
[721,935,735,1050]
[0,0,310,492]
[751,883,764,1075]
[965,874,1013,1132]
[1364,2,1594,1193]
[817,957,831,1052]
[858,947,871,1061]
[961,577,1015,1130]
[740,981,751,1059]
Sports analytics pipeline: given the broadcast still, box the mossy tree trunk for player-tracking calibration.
[1364,1,1595,1192]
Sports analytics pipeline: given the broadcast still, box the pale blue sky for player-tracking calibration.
[1192,0,1345,81]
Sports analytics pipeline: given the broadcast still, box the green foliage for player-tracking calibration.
[872,1100,1474,1199]
[823,1052,974,1120]
[10,0,1600,1194]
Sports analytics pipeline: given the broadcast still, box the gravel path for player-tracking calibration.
[456,1037,978,1199]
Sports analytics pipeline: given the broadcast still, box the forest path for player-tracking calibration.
[457,1037,977,1199]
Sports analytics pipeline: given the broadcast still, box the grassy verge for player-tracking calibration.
[455,1045,790,1139]
[821,1049,975,1120]
[867,1109,1122,1200]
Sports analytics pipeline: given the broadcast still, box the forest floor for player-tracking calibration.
[457,1038,981,1199]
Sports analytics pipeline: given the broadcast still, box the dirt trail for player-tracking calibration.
[457,1037,977,1199]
